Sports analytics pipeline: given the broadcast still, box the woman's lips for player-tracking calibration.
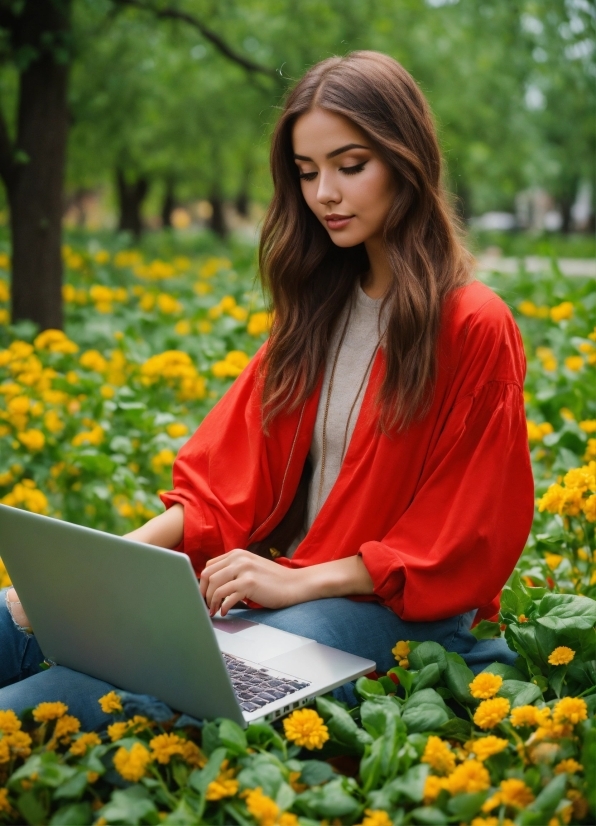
[324,214,354,230]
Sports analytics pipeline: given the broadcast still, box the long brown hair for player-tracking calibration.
[259,50,473,432]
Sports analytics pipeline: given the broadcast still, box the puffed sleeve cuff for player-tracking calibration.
[358,543,406,616]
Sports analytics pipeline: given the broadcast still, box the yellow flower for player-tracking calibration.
[564,356,584,371]
[466,735,508,761]
[113,742,152,782]
[0,788,12,814]
[43,410,64,434]
[212,350,251,378]
[423,774,446,804]
[241,787,279,826]
[197,319,212,333]
[444,759,490,794]
[584,493,596,521]
[473,697,510,729]
[579,419,596,433]
[469,672,503,699]
[527,420,554,441]
[555,758,583,775]
[472,818,515,826]
[544,553,564,571]
[553,697,587,726]
[33,701,68,722]
[149,733,188,764]
[392,640,410,661]
[550,302,574,322]
[548,646,575,666]
[99,691,123,714]
[17,429,45,451]
[69,732,102,756]
[174,319,191,336]
[166,422,188,438]
[79,350,108,373]
[151,448,176,474]
[247,311,273,337]
[0,710,21,733]
[181,740,206,768]
[3,730,32,758]
[510,705,547,728]
[499,777,535,808]
[72,425,104,447]
[100,385,115,399]
[230,306,248,322]
[278,815,299,826]
[34,329,78,354]
[283,708,329,749]
[107,722,129,742]
[358,810,393,826]
[0,739,10,763]
[421,736,456,775]
[51,715,81,745]
[205,761,239,800]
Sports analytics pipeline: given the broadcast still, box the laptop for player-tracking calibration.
[0,504,375,727]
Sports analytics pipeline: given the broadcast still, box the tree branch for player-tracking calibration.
[112,0,283,84]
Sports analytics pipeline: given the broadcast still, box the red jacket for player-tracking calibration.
[161,281,534,623]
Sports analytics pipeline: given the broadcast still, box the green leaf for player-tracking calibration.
[98,787,157,826]
[401,703,450,733]
[49,803,93,825]
[218,719,248,754]
[412,663,441,692]
[17,791,48,826]
[498,679,543,707]
[403,688,449,711]
[355,676,386,699]
[237,757,285,799]
[188,747,227,796]
[438,717,473,740]
[360,697,402,739]
[408,641,447,673]
[537,594,596,630]
[294,778,360,819]
[53,770,89,800]
[161,799,203,825]
[316,696,372,754]
[525,773,568,818]
[378,676,397,694]
[246,722,285,752]
[298,760,335,787]
[470,620,501,640]
[482,662,526,681]
[447,791,487,819]
[443,659,475,705]
[410,805,448,824]
[387,666,414,693]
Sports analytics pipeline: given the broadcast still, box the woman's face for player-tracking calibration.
[292,107,396,249]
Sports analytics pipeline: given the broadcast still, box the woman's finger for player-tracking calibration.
[209,579,245,616]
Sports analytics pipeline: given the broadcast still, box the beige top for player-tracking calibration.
[286,282,388,557]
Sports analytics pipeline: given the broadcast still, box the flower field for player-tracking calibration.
[0,234,595,825]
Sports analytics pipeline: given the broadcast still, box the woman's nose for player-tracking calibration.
[316,170,341,206]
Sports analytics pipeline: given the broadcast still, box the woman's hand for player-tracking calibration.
[5,588,31,629]
[200,550,308,616]
[199,551,375,617]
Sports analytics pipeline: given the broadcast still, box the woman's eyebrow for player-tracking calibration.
[294,143,369,162]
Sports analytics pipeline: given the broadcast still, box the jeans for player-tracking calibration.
[0,587,516,731]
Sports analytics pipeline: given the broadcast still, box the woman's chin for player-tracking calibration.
[326,230,368,249]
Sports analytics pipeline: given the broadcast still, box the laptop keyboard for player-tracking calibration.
[222,652,311,713]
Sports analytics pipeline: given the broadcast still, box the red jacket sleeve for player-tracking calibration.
[159,345,273,571]
[359,380,534,622]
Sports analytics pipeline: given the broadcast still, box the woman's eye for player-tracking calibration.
[298,171,317,181]
[340,163,366,175]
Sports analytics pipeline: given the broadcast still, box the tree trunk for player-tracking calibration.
[116,168,149,239]
[161,179,176,228]
[4,1,72,331]
[235,189,249,218]
[208,190,227,237]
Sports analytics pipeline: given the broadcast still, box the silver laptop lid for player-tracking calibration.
[0,504,245,726]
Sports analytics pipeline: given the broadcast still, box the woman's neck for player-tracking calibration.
[362,235,391,299]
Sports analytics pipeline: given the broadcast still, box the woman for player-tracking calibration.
[1,52,534,729]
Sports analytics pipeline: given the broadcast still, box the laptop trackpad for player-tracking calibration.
[212,618,313,662]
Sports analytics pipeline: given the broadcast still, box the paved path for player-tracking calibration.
[476,256,596,278]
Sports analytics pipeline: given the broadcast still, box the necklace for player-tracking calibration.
[315,295,383,514]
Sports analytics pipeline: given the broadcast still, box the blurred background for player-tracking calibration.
[0,0,593,330]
